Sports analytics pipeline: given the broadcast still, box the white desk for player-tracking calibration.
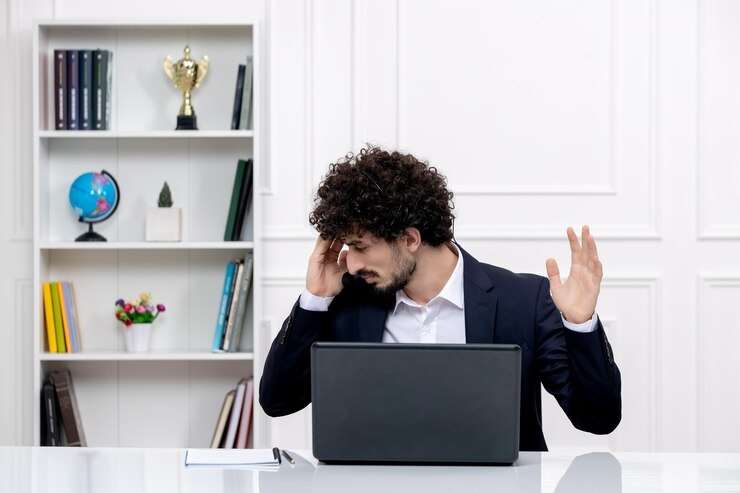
[1,447,740,492]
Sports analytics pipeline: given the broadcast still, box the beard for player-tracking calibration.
[365,244,417,297]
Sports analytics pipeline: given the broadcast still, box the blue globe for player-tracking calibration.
[69,171,119,223]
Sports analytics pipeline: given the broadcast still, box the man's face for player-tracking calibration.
[341,231,416,296]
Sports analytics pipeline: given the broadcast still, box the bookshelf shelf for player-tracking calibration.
[38,130,254,139]
[32,20,264,449]
[39,351,255,361]
[40,241,255,251]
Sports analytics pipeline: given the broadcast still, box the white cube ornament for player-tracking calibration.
[146,208,182,241]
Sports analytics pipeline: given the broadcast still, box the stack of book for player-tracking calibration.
[211,254,254,352]
[224,158,254,241]
[53,49,112,130]
[42,281,82,353]
[230,56,254,130]
[41,369,86,446]
[211,378,254,448]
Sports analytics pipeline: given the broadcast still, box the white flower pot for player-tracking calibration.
[123,323,153,352]
[146,207,182,242]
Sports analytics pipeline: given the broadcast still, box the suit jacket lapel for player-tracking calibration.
[456,241,498,343]
[355,293,394,342]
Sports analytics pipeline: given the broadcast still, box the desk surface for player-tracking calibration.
[2,447,740,492]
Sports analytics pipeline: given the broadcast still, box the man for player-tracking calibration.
[259,145,621,451]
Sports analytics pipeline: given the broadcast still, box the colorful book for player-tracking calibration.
[57,282,72,353]
[68,282,82,352]
[42,282,57,353]
[53,50,67,130]
[222,261,244,351]
[62,282,79,353]
[235,378,254,448]
[66,50,79,130]
[232,159,253,241]
[78,50,93,130]
[224,160,247,241]
[224,378,247,448]
[231,64,246,130]
[226,253,253,352]
[238,56,253,130]
[212,261,237,352]
[210,389,235,448]
[49,282,66,353]
[49,369,86,446]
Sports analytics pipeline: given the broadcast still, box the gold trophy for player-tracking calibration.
[164,46,209,130]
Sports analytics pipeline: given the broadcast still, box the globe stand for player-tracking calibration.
[75,221,107,242]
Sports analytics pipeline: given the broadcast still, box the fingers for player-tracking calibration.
[313,235,333,255]
[582,225,598,260]
[338,249,348,272]
[545,258,562,289]
[567,226,582,263]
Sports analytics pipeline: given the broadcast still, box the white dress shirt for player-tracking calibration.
[298,242,597,341]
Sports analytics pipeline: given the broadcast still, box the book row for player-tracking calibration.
[212,255,254,352]
[42,281,82,353]
[210,377,254,449]
[41,369,86,446]
[53,49,112,130]
[224,158,254,241]
[230,57,254,131]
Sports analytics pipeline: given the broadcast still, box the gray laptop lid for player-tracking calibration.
[311,342,521,465]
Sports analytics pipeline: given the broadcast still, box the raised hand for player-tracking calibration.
[306,236,348,298]
[545,225,603,324]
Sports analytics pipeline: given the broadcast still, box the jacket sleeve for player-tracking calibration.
[258,295,332,417]
[534,277,622,434]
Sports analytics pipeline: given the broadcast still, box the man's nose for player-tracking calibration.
[345,251,364,276]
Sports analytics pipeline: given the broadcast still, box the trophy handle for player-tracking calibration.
[163,56,176,83]
[195,56,209,88]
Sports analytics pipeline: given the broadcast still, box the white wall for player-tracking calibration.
[2,0,740,453]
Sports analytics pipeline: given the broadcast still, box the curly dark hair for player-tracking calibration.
[308,145,455,246]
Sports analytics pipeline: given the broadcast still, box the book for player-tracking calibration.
[235,378,253,448]
[212,261,237,352]
[225,253,253,352]
[53,50,67,130]
[62,282,80,353]
[92,49,112,130]
[231,64,246,130]
[78,50,93,130]
[238,56,253,130]
[42,282,57,353]
[68,282,82,352]
[66,50,79,130]
[224,379,247,449]
[41,378,60,446]
[220,260,242,348]
[224,159,247,241]
[232,159,253,241]
[49,369,87,446]
[210,389,235,448]
[221,261,244,351]
[57,282,72,353]
[49,282,66,353]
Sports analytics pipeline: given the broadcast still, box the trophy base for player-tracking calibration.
[176,114,198,130]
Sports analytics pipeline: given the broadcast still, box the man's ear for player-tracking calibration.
[401,227,422,253]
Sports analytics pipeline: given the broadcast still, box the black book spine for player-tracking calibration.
[53,50,67,130]
[41,380,60,446]
[232,159,253,241]
[92,49,110,130]
[231,65,246,130]
[79,50,93,130]
[66,50,79,130]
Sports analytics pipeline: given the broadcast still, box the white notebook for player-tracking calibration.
[185,448,281,468]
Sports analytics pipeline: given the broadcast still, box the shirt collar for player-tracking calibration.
[393,242,465,313]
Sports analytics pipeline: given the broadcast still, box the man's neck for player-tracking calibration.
[401,242,459,305]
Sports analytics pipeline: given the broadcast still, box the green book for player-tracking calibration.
[224,160,247,241]
[49,282,67,353]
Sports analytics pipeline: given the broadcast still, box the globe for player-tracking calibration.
[69,170,120,242]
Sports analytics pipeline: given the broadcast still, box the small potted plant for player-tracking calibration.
[146,181,182,241]
[115,293,166,352]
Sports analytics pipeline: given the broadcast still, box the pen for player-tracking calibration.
[272,447,282,464]
[281,449,296,465]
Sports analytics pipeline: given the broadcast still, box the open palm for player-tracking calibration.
[545,225,603,324]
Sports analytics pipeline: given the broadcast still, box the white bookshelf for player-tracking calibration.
[32,20,264,448]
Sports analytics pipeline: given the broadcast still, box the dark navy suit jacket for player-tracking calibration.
[259,241,622,451]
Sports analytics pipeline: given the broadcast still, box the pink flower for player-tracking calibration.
[136,305,146,314]
[124,303,133,313]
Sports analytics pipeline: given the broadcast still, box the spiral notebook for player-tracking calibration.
[185,448,281,469]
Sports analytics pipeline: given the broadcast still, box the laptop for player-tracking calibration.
[311,342,521,465]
